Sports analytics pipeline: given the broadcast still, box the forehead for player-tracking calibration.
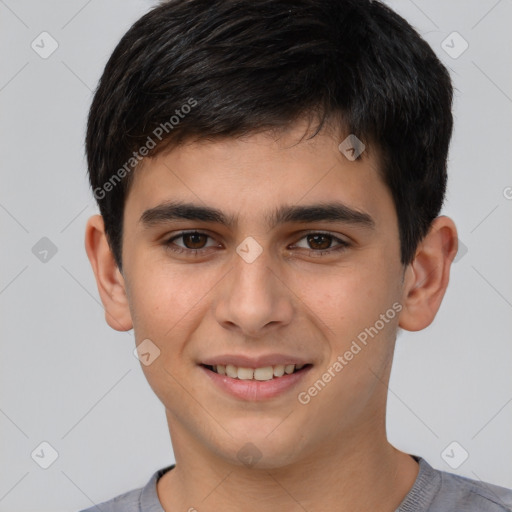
[124,125,392,229]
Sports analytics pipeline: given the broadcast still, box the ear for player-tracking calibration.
[399,216,458,332]
[84,214,133,331]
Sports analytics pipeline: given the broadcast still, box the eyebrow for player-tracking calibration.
[139,201,375,230]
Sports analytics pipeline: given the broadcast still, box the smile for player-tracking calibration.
[199,353,314,400]
[203,363,309,381]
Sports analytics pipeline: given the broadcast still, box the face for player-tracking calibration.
[119,122,407,468]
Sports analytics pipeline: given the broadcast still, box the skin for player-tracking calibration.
[85,120,458,512]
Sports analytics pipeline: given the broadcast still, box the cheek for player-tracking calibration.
[129,265,214,408]
[129,260,207,326]
[295,262,400,341]
[291,268,400,429]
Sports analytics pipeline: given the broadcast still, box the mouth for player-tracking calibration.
[202,363,311,381]
[199,355,314,400]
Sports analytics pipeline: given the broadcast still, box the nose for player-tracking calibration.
[214,247,294,338]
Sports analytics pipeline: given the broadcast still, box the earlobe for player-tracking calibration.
[398,216,458,332]
[84,214,133,332]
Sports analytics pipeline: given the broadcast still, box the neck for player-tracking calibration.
[157,413,419,512]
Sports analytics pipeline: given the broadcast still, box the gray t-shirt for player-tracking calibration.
[78,455,512,511]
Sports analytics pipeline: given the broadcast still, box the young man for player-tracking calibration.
[82,0,512,510]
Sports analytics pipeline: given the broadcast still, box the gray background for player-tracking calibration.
[1,0,511,510]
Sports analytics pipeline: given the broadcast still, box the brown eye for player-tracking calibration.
[306,234,333,250]
[292,232,350,255]
[164,231,220,255]
[182,232,208,249]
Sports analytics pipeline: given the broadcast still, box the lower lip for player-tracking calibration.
[200,365,312,401]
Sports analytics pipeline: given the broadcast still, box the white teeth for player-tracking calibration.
[273,364,285,377]
[226,364,238,378]
[237,367,254,380]
[284,364,295,374]
[254,366,274,381]
[211,363,307,380]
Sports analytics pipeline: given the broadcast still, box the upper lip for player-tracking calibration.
[201,354,311,368]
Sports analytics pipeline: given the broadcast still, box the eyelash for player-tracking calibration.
[163,230,351,257]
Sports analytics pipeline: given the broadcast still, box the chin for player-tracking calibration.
[213,429,307,470]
